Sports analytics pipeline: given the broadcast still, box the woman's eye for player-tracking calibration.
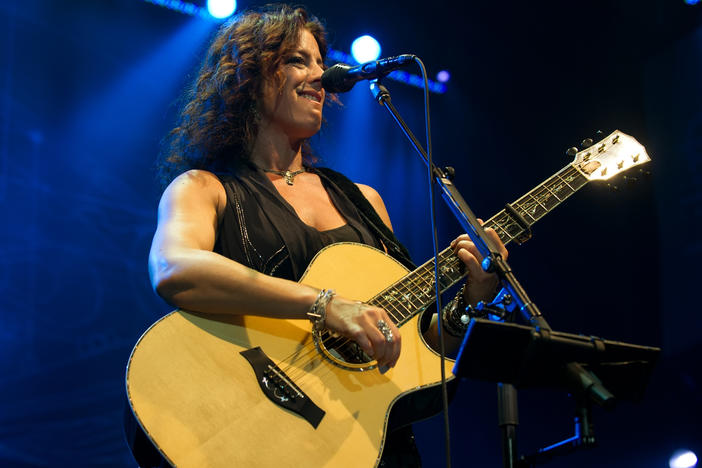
[286,56,305,65]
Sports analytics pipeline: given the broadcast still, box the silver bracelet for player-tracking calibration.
[441,284,470,337]
[307,289,335,331]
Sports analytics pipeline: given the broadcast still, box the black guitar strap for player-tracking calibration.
[315,167,416,271]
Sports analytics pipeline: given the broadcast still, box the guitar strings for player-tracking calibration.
[279,288,412,382]
[279,256,462,383]
[492,166,584,238]
[278,264,431,381]
[286,258,466,386]
[278,243,472,384]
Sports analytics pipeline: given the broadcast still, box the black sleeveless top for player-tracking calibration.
[213,162,386,280]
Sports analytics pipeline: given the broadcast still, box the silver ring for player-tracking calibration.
[376,319,393,343]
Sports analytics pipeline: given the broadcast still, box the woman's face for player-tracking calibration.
[259,28,326,142]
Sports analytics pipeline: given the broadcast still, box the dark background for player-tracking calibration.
[1,0,700,466]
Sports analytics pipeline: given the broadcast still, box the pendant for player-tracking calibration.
[262,167,305,185]
[283,171,296,185]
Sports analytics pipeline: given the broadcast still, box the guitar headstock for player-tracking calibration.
[571,130,650,181]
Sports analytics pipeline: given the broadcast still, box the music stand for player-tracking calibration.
[453,318,660,466]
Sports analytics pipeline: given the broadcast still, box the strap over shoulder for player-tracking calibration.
[315,167,416,270]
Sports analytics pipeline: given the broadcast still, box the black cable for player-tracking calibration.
[413,56,452,468]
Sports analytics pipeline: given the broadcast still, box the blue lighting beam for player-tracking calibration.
[143,0,211,19]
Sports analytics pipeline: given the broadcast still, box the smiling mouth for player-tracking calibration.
[299,91,322,103]
[301,94,320,102]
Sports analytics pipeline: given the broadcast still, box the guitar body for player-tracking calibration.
[126,243,455,468]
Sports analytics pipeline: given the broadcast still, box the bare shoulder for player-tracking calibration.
[153,169,226,253]
[162,169,226,217]
[166,169,224,198]
[355,183,393,231]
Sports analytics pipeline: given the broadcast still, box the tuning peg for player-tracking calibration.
[606,183,619,191]
[443,166,456,180]
[581,138,594,148]
[595,130,604,138]
[623,175,638,183]
[639,168,652,177]
[566,147,578,157]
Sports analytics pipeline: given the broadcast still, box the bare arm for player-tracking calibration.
[149,170,401,367]
[149,170,318,319]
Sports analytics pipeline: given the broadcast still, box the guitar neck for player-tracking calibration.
[483,163,589,245]
[369,162,589,326]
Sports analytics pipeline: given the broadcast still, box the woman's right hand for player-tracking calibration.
[323,296,401,369]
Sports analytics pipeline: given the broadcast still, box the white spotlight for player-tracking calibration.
[207,0,236,19]
[670,449,698,468]
[351,35,381,64]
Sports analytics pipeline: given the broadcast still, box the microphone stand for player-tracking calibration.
[368,79,614,468]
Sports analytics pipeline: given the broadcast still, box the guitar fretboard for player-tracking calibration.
[484,164,588,242]
[369,163,589,327]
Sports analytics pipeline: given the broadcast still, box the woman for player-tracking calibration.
[148,5,507,466]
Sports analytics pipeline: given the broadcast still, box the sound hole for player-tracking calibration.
[319,331,373,366]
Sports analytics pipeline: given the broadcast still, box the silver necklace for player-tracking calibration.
[262,167,306,185]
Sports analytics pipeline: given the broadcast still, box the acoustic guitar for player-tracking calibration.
[125,130,649,467]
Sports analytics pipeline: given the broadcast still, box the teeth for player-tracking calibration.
[300,94,320,102]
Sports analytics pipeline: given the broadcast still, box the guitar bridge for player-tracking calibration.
[240,347,325,428]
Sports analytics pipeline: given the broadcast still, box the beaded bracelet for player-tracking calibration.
[441,284,470,337]
[307,289,335,331]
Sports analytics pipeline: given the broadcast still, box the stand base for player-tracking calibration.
[520,396,597,467]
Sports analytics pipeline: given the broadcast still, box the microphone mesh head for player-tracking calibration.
[321,64,355,93]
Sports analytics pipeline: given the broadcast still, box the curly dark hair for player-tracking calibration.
[157,4,329,188]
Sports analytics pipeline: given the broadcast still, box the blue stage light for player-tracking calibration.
[207,0,236,19]
[684,0,699,5]
[670,449,698,468]
[351,35,381,64]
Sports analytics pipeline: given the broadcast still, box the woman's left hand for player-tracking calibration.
[450,221,509,306]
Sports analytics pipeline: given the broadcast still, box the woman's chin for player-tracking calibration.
[291,122,322,140]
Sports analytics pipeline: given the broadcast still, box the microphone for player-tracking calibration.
[321,54,416,93]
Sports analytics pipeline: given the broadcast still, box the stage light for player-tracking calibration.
[436,70,450,83]
[351,35,381,64]
[670,449,698,468]
[207,0,236,19]
[684,0,699,5]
